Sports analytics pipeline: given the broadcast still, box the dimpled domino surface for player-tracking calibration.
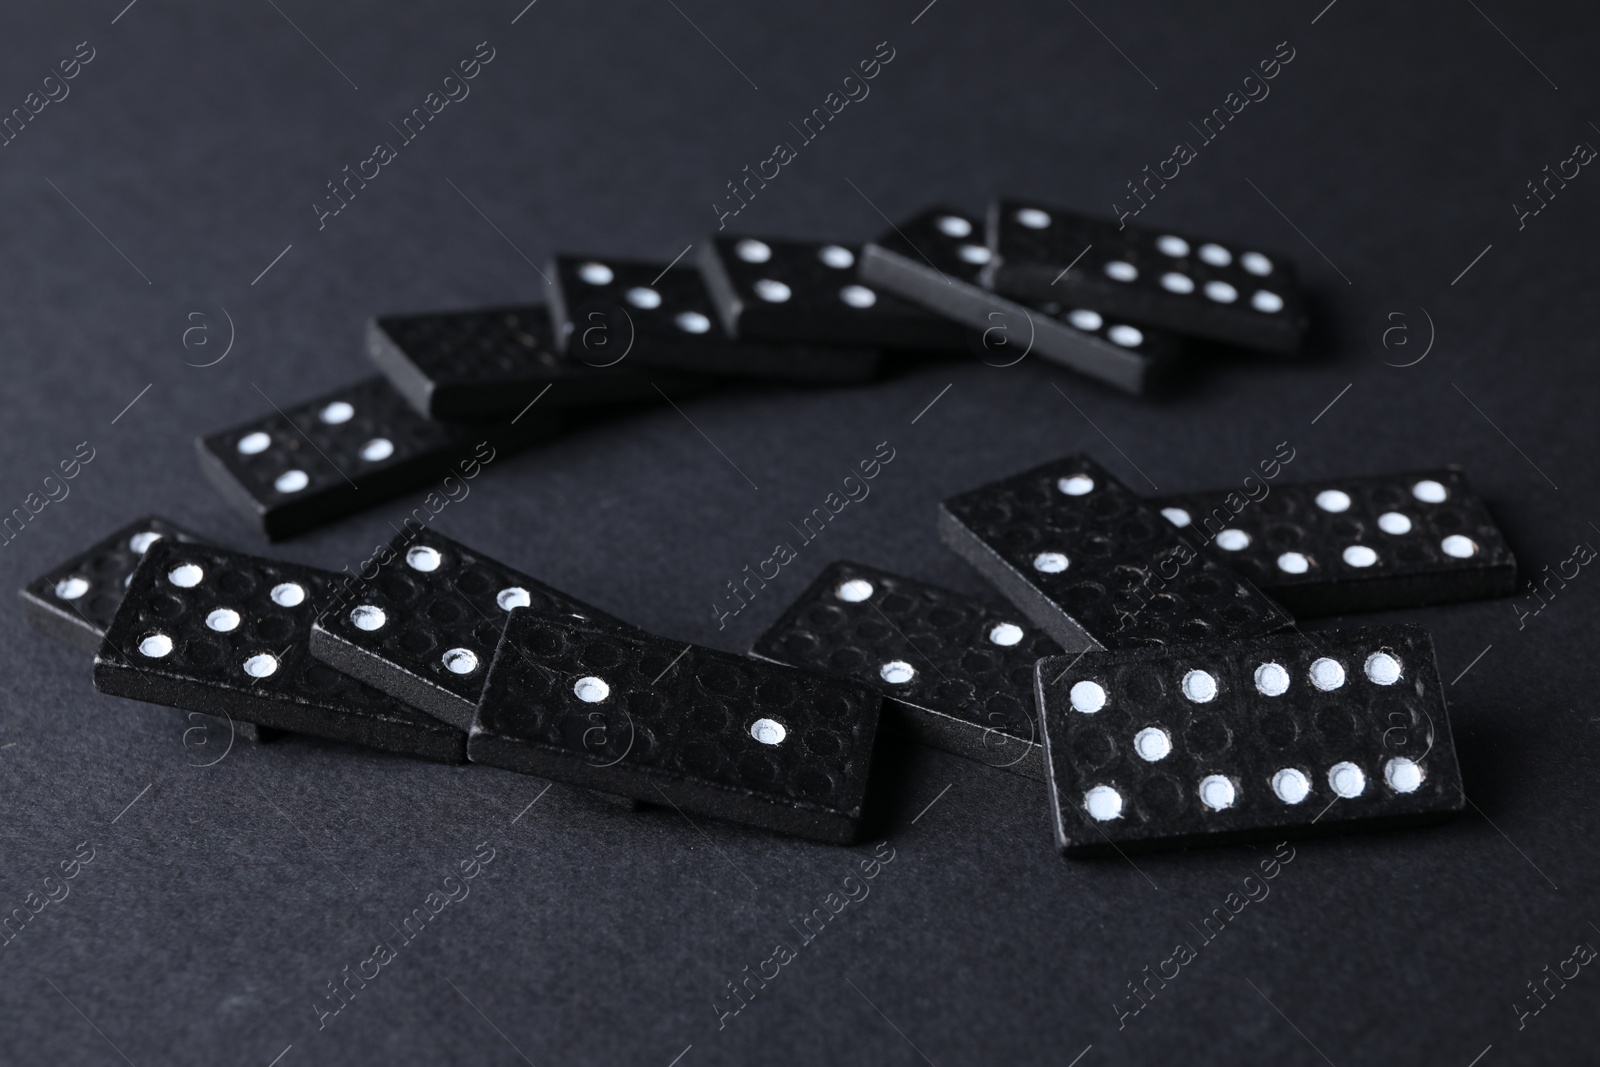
[471,613,882,843]
[195,375,559,540]
[21,516,206,654]
[310,527,627,730]
[1149,468,1517,615]
[750,560,1058,778]
[939,454,1294,651]
[1037,623,1463,856]
[92,540,465,761]
[984,197,1309,353]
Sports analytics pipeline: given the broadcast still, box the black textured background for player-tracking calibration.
[1,2,1595,1064]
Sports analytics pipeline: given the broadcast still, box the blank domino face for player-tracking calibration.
[367,305,695,421]
[310,529,627,730]
[195,376,560,541]
[750,560,1059,778]
[1037,624,1463,855]
[470,612,882,843]
[939,454,1294,652]
[984,197,1308,354]
[698,236,967,352]
[93,540,465,762]
[548,255,881,383]
[21,516,207,654]
[857,206,1180,394]
[1150,469,1518,615]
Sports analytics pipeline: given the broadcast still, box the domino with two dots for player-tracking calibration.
[470,610,883,843]
[751,560,1060,778]
[549,255,881,383]
[983,197,1309,354]
[858,205,1181,394]
[938,454,1294,652]
[1150,468,1518,615]
[1036,623,1464,856]
[92,539,466,761]
[196,375,561,541]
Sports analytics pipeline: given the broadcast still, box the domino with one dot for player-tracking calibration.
[858,205,1181,394]
[469,611,882,843]
[1150,469,1517,615]
[939,454,1294,652]
[750,560,1059,778]
[92,540,465,761]
[309,528,627,731]
[196,376,561,541]
[1036,623,1463,855]
[983,197,1309,354]
[367,305,708,422]
[549,255,881,383]
[698,236,968,352]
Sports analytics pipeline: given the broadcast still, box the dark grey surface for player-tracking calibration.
[0,1,1595,1064]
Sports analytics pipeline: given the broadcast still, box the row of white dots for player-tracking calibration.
[1007,207,1274,277]
[1068,650,1403,714]
[1062,309,1143,348]
[1082,756,1425,821]
[1102,259,1284,314]
[750,277,879,309]
[574,261,713,334]
[137,630,283,680]
[734,238,856,271]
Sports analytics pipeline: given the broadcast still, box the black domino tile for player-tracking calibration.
[1036,624,1464,856]
[750,560,1059,778]
[698,236,967,352]
[1148,468,1517,616]
[195,375,561,541]
[983,197,1309,354]
[470,612,881,843]
[93,540,465,762]
[309,528,627,731]
[938,454,1294,651]
[548,254,881,383]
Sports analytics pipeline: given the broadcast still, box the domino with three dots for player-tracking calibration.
[939,455,1294,652]
[1149,469,1518,615]
[367,305,709,422]
[195,376,561,541]
[983,197,1309,354]
[469,611,882,843]
[1036,624,1463,856]
[92,540,465,761]
[857,205,1181,394]
[549,255,881,383]
[309,528,628,731]
[698,236,968,352]
[750,561,1060,778]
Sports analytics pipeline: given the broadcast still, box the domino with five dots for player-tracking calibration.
[469,611,882,843]
[92,540,465,762]
[1149,469,1518,615]
[858,205,1181,394]
[938,454,1294,652]
[549,255,881,383]
[196,376,561,541]
[1036,623,1463,856]
[367,305,708,422]
[983,197,1309,354]
[698,236,968,352]
[309,528,628,731]
[750,560,1059,778]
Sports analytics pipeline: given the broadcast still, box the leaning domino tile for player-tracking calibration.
[857,205,1181,394]
[939,454,1294,651]
[92,540,465,762]
[549,254,881,383]
[698,236,967,352]
[367,305,709,422]
[1036,623,1463,856]
[1149,468,1517,615]
[310,528,628,730]
[470,612,882,843]
[983,197,1309,354]
[195,375,561,541]
[750,560,1060,778]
